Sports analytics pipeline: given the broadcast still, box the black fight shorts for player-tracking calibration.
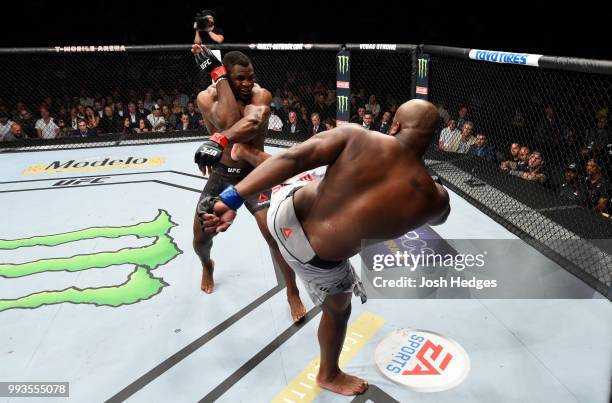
[198,163,271,215]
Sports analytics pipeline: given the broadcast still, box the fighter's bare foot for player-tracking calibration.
[316,370,368,396]
[201,260,215,294]
[287,293,306,323]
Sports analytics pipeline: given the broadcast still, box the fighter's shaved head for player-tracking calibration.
[391,100,440,155]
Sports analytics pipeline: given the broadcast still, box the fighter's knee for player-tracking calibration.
[323,296,352,318]
[193,235,213,254]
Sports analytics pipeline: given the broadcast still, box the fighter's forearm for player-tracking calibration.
[234,149,308,197]
[233,127,348,198]
[221,106,269,144]
[214,81,241,128]
[234,143,271,167]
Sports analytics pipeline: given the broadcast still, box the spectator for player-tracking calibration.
[275,98,290,123]
[376,111,392,134]
[11,101,26,121]
[362,112,374,130]
[468,133,495,161]
[79,89,94,107]
[17,109,37,138]
[98,106,118,134]
[438,119,460,150]
[170,98,183,115]
[94,99,104,118]
[581,113,610,159]
[308,112,324,136]
[312,92,332,121]
[323,118,336,131]
[558,163,588,206]
[67,108,80,130]
[282,111,305,136]
[147,104,166,132]
[84,106,99,130]
[584,158,610,214]
[56,118,71,137]
[436,101,451,125]
[516,146,531,172]
[76,104,86,118]
[176,113,193,131]
[500,143,521,170]
[121,117,132,134]
[272,89,284,109]
[137,99,150,117]
[186,101,201,128]
[173,89,189,108]
[2,122,25,141]
[35,107,60,139]
[71,120,97,138]
[351,106,366,125]
[161,105,177,130]
[143,92,155,112]
[0,112,15,141]
[298,105,309,128]
[536,105,565,149]
[105,95,114,109]
[447,121,475,153]
[193,9,225,44]
[456,105,470,131]
[511,151,546,183]
[365,94,381,118]
[126,102,142,129]
[115,101,126,119]
[134,118,151,134]
[56,105,69,124]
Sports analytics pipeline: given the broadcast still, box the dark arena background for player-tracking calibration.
[0,3,610,403]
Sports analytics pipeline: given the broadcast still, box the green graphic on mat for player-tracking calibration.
[0,210,181,312]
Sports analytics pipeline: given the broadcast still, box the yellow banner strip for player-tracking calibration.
[273,311,385,403]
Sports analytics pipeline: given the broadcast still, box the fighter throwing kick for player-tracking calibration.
[201,99,451,396]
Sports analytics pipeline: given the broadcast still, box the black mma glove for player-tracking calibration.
[194,46,227,84]
[194,133,229,167]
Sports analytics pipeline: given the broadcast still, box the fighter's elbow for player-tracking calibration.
[278,147,306,170]
[429,201,450,226]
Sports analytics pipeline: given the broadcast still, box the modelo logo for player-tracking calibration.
[375,329,470,392]
[23,156,164,174]
[469,49,542,66]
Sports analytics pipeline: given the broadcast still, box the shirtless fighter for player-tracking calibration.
[200,99,451,395]
[191,44,306,322]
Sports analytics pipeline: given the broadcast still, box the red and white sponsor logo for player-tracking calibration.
[416,86,428,95]
[281,227,293,239]
[375,329,470,392]
[337,81,350,89]
[258,193,269,203]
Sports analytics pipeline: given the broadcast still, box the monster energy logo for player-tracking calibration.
[418,58,428,79]
[0,210,181,312]
[338,55,349,75]
[337,96,349,114]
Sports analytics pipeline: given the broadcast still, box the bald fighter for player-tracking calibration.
[191,44,306,322]
[202,100,451,395]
